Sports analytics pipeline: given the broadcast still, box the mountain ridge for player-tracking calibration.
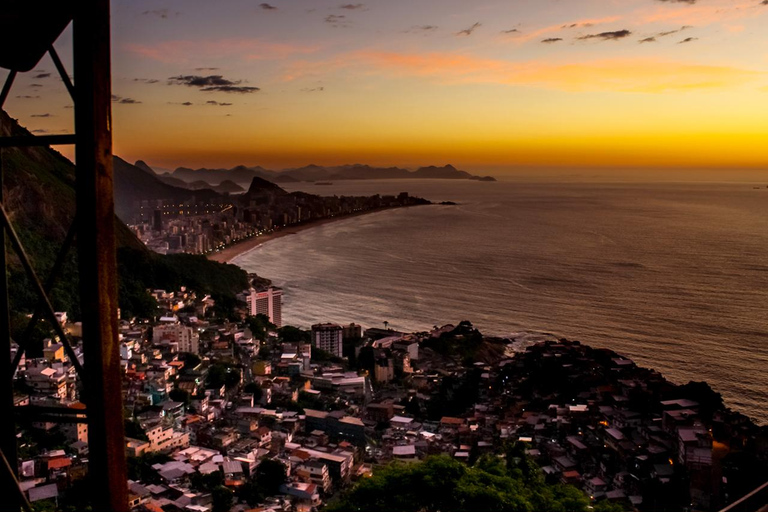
[137,160,497,185]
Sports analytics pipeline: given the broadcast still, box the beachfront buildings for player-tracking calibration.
[311,323,343,357]
[245,286,283,327]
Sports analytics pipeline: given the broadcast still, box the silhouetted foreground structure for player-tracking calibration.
[0,1,128,511]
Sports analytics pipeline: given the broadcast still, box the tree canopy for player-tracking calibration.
[326,453,590,512]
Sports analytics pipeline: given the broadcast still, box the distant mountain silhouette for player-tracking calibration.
[112,157,221,221]
[214,180,245,194]
[134,160,157,175]
[165,162,496,185]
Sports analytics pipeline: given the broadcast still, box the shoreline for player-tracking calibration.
[207,205,422,264]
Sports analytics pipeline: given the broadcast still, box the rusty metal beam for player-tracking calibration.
[10,217,77,376]
[73,0,128,510]
[0,145,20,512]
[0,71,16,110]
[0,448,31,512]
[48,46,75,101]
[0,203,85,378]
[0,134,77,148]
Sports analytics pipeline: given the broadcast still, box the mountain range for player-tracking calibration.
[152,162,497,186]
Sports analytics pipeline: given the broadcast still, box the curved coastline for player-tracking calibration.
[207,204,424,264]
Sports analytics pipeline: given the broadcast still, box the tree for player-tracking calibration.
[278,325,310,343]
[326,454,589,512]
[212,485,234,512]
[246,314,275,342]
[256,459,287,496]
[243,382,264,402]
[594,500,629,512]
[124,419,148,441]
[169,388,191,407]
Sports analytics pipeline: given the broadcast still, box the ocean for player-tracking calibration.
[232,179,768,424]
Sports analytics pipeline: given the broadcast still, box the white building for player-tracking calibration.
[311,324,343,358]
[153,324,200,354]
[245,286,283,327]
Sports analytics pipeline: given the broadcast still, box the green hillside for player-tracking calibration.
[0,110,247,324]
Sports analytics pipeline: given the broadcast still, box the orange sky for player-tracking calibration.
[3,0,768,174]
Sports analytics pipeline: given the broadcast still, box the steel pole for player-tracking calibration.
[72,1,128,510]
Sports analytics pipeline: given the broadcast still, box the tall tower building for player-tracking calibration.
[246,286,283,327]
[311,323,343,357]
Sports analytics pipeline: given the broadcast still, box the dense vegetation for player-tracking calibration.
[117,247,248,319]
[328,446,592,512]
[1,110,249,325]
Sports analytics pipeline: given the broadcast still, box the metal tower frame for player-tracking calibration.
[0,1,128,511]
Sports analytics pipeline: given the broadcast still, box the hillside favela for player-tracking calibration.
[0,1,767,512]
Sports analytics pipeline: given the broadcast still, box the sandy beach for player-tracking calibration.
[207,206,412,264]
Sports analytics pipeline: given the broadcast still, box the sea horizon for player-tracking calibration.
[232,179,768,425]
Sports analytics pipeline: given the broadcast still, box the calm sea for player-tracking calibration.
[232,179,768,424]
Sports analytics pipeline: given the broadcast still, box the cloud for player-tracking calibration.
[133,78,160,84]
[32,129,49,134]
[340,3,364,9]
[502,29,519,34]
[640,0,759,25]
[656,0,697,3]
[168,74,260,93]
[406,25,438,33]
[29,83,43,88]
[33,73,51,79]
[259,3,277,10]
[505,16,622,43]
[206,100,233,106]
[31,113,53,117]
[457,22,482,36]
[542,38,563,44]
[639,25,692,42]
[349,50,763,93]
[578,30,632,41]
[15,95,39,99]
[142,9,172,19]
[195,67,220,71]
[181,102,193,106]
[112,95,141,104]
[125,38,319,63]
[301,86,325,92]
[678,37,698,43]
[325,14,350,26]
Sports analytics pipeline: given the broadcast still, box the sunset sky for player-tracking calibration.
[4,0,768,174]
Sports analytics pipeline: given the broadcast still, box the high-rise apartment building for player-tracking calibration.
[153,324,200,354]
[311,323,343,357]
[246,286,283,327]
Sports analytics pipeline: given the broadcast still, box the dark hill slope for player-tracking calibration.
[0,110,247,321]
[113,156,222,222]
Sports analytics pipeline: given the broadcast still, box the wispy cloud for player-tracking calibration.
[505,16,622,43]
[577,30,632,41]
[340,3,364,9]
[457,22,482,36]
[112,95,142,104]
[125,38,319,63]
[259,3,277,10]
[142,9,179,19]
[168,74,260,93]
[345,51,763,93]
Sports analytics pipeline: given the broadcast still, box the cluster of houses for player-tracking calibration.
[9,288,767,512]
